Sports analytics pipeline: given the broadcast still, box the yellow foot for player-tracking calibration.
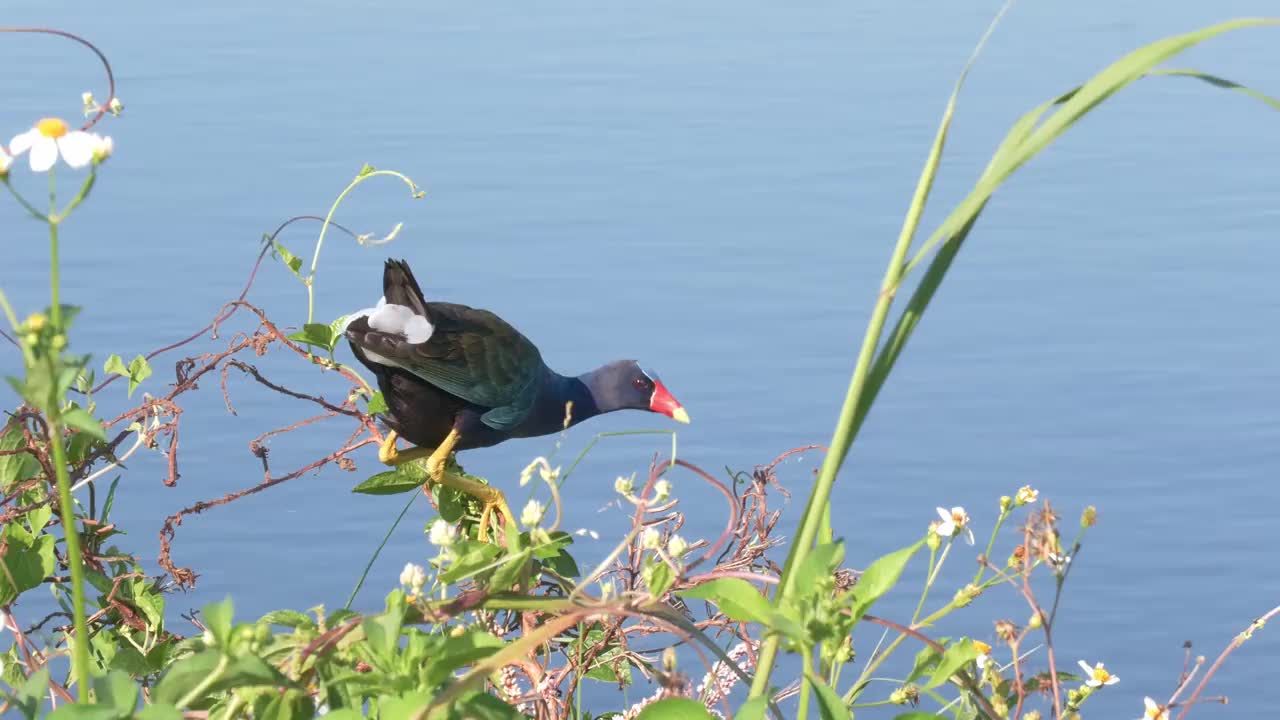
[377,430,399,464]
[378,430,436,467]
[428,457,512,543]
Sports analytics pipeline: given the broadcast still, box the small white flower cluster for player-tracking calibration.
[519,456,559,486]
[520,499,545,529]
[399,562,427,597]
[695,640,757,706]
[3,117,113,175]
[428,518,458,548]
[81,91,124,118]
[615,474,674,505]
[641,527,690,559]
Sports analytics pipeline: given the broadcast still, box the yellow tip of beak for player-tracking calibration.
[670,407,691,424]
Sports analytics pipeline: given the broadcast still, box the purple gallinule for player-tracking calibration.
[344,259,690,536]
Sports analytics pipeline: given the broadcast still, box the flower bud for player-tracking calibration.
[1081,506,1097,528]
[653,479,672,503]
[667,534,689,558]
[888,685,918,705]
[952,583,981,608]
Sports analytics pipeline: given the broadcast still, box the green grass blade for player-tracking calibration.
[1151,67,1280,110]
[905,17,1280,276]
[747,0,1015,699]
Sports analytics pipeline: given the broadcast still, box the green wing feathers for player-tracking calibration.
[377,302,545,430]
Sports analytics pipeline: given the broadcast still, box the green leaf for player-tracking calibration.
[352,464,426,495]
[891,714,946,720]
[679,578,772,625]
[451,693,524,720]
[357,163,376,178]
[62,407,106,441]
[313,711,363,720]
[329,315,351,345]
[848,540,923,623]
[438,542,502,584]
[804,670,852,720]
[0,534,56,605]
[923,640,981,690]
[287,324,337,351]
[152,650,294,706]
[635,698,716,720]
[25,503,52,537]
[135,704,184,720]
[489,548,531,591]
[274,241,304,278]
[734,697,769,720]
[421,630,505,688]
[101,476,121,523]
[256,689,313,720]
[0,423,37,492]
[201,596,235,647]
[908,18,1280,276]
[643,558,675,597]
[261,609,315,629]
[92,670,139,714]
[103,354,128,376]
[46,706,122,720]
[366,391,388,415]
[129,579,165,629]
[377,691,432,720]
[793,541,844,595]
[126,355,152,397]
[361,604,405,665]
[13,668,50,719]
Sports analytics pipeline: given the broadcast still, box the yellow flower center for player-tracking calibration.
[1093,667,1111,683]
[952,511,966,525]
[973,640,991,654]
[36,117,69,138]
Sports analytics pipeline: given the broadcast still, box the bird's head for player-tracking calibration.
[591,360,690,424]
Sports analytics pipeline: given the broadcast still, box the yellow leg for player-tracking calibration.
[379,428,511,541]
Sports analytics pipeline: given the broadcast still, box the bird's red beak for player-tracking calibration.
[649,379,690,424]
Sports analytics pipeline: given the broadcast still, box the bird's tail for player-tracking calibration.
[383,259,429,317]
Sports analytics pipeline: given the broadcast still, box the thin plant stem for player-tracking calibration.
[974,509,1011,584]
[345,487,422,610]
[797,652,814,720]
[3,179,47,221]
[307,169,422,325]
[45,169,92,701]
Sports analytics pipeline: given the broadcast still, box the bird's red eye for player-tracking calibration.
[633,377,649,391]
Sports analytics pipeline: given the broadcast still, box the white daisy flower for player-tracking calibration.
[1078,660,1118,687]
[935,506,975,545]
[9,118,109,172]
[973,640,992,670]
[1139,696,1168,720]
[1014,485,1039,506]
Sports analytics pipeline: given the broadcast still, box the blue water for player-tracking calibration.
[3,2,1279,717]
